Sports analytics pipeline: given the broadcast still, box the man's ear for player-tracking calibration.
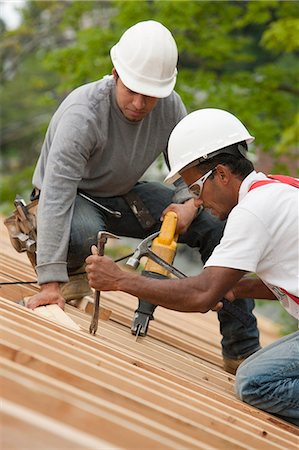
[112,68,118,80]
[216,164,230,184]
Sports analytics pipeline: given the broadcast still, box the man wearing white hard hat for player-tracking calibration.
[86,108,298,425]
[28,21,260,374]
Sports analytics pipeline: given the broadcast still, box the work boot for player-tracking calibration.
[223,347,261,375]
[223,356,248,375]
[61,265,92,302]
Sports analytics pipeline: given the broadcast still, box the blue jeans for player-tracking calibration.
[235,331,299,426]
[68,181,260,359]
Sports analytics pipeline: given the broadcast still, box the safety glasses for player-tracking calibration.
[188,168,216,199]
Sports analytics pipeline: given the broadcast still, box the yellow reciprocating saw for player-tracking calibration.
[128,211,178,339]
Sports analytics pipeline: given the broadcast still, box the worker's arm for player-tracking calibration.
[86,251,245,312]
[162,198,201,234]
[224,277,276,302]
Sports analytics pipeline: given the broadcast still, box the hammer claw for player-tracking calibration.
[89,320,98,335]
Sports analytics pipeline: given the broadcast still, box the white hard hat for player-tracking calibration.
[110,20,178,98]
[165,108,255,184]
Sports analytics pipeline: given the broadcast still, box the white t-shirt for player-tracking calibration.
[205,171,299,320]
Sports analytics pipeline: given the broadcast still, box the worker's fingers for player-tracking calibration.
[86,251,105,269]
[85,254,124,292]
[91,245,98,255]
[26,295,47,309]
[193,198,203,209]
[223,289,235,302]
[211,301,223,312]
[161,200,201,234]
[160,203,179,220]
[57,298,65,309]
[26,293,65,310]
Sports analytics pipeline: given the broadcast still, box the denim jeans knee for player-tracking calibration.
[235,331,299,426]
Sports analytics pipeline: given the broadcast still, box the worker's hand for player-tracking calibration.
[26,282,65,310]
[224,289,236,302]
[162,199,201,234]
[86,247,124,291]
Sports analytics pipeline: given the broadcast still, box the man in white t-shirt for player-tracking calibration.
[86,108,298,425]
[204,170,298,321]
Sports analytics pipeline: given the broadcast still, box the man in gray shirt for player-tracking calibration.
[27,20,260,373]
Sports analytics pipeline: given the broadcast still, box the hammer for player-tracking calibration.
[127,233,256,328]
[127,231,186,278]
[89,231,120,335]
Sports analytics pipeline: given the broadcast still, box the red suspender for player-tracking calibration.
[280,288,299,305]
[249,174,299,192]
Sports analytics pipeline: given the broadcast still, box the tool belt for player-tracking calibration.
[123,189,156,230]
[4,194,38,269]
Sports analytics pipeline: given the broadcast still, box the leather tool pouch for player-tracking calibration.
[4,196,38,269]
[123,190,156,230]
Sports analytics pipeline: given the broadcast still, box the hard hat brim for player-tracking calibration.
[164,137,255,185]
[164,167,185,184]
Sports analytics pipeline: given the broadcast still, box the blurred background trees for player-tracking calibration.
[1,0,298,211]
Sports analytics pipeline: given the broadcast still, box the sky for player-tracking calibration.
[0,0,25,30]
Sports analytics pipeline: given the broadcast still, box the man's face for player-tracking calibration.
[182,165,236,221]
[113,70,158,122]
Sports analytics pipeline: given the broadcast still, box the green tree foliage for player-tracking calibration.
[1,1,73,207]
[1,0,298,210]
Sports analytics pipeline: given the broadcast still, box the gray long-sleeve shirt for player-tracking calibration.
[33,75,188,284]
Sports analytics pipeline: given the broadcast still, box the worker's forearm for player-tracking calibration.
[86,256,245,312]
[232,277,276,300]
[117,271,213,312]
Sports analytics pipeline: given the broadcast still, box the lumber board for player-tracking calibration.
[1,298,298,440]
[91,291,280,347]
[1,296,224,373]
[0,299,291,407]
[84,295,224,350]
[1,253,36,277]
[5,355,290,450]
[65,304,224,369]
[0,357,253,450]
[32,303,81,331]
[2,399,119,450]
[0,258,223,352]
[2,341,297,450]
[2,359,224,450]
[98,290,221,336]
[0,273,38,299]
[1,309,234,393]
